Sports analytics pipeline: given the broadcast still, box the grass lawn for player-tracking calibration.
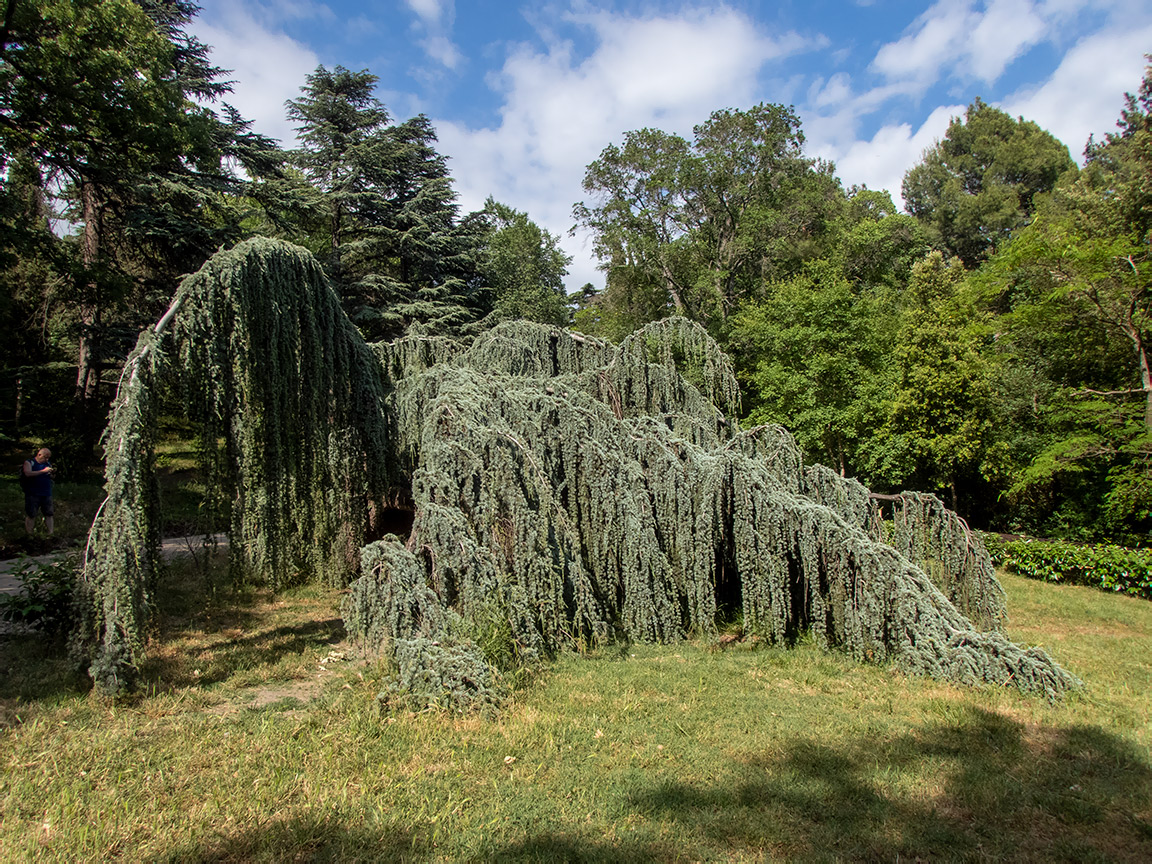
[1,559,1149,862]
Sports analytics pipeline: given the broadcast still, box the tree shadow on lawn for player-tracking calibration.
[627,705,1152,862]
[162,811,424,863]
[136,553,349,690]
[143,616,347,688]
[471,831,676,863]
[0,559,347,718]
[0,629,88,720]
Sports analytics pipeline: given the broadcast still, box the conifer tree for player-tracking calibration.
[286,67,491,341]
[0,0,284,423]
[76,239,1080,704]
[902,99,1076,268]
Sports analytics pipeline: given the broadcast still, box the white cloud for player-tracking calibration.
[406,0,445,24]
[405,0,462,70]
[1003,23,1152,157]
[435,6,816,289]
[967,0,1046,80]
[821,105,962,205]
[808,74,853,110]
[812,13,1152,209]
[192,4,320,146]
[871,0,1075,92]
[872,1,975,85]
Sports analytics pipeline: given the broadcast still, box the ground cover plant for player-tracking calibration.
[0,554,1149,861]
[985,534,1152,601]
[75,238,1078,702]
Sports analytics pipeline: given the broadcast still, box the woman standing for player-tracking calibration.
[23,446,55,536]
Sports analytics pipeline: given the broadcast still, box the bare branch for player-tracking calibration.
[1072,387,1148,398]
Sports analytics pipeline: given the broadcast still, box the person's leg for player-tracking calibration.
[45,516,54,536]
[42,498,54,536]
[25,515,34,534]
[25,496,36,534]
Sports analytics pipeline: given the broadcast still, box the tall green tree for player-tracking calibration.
[902,98,1076,267]
[573,104,842,334]
[864,252,998,512]
[728,188,928,479]
[475,197,570,326]
[286,67,490,341]
[982,61,1152,539]
[0,0,282,415]
[284,64,390,282]
[730,259,889,475]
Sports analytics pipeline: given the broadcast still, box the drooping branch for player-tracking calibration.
[74,238,393,692]
[349,318,1075,703]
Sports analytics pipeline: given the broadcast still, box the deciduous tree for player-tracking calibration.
[574,104,842,334]
[902,99,1076,267]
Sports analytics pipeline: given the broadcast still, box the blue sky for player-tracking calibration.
[191,0,1152,289]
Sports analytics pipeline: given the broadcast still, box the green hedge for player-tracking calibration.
[981,534,1152,601]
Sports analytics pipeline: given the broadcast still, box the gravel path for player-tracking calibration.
[0,533,228,598]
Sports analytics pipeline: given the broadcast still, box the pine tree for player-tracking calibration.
[76,239,1080,703]
[286,68,491,341]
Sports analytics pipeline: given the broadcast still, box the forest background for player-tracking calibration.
[2,0,1151,545]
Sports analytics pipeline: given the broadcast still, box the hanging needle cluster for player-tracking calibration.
[73,238,393,692]
[801,467,1007,633]
[78,239,1080,702]
[350,319,1078,704]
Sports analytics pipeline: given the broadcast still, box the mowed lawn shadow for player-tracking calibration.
[136,554,348,691]
[627,706,1152,861]
[471,831,676,863]
[162,812,423,863]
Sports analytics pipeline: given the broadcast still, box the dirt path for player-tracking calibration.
[0,533,229,597]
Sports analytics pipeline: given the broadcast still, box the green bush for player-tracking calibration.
[982,534,1152,600]
[0,554,79,634]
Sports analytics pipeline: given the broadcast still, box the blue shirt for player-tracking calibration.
[25,458,52,497]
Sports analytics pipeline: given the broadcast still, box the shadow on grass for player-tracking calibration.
[140,561,347,689]
[162,812,424,863]
[0,631,88,718]
[1,554,347,715]
[161,617,348,688]
[471,831,675,863]
[626,705,1152,861]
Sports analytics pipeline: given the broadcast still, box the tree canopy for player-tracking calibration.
[0,0,282,443]
[285,65,491,342]
[978,61,1152,539]
[902,98,1077,268]
[573,103,842,335]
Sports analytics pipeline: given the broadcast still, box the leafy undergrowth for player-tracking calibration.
[984,534,1152,601]
[1,558,1150,862]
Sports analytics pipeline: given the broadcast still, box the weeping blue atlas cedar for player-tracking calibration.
[73,238,1080,703]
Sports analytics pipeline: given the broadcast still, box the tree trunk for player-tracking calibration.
[1139,337,1152,432]
[1118,316,1152,432]
[75,177,102,404]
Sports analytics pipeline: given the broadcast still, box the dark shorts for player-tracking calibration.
[25,494,53,518]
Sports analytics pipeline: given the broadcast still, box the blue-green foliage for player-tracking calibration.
[84,240,1081,702]
[383,637,505,714]
[984,534,1152,600]
[74,238,393,694]
[351,316,1078,700]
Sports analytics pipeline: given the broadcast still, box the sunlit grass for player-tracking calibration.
[1,563,1149,861]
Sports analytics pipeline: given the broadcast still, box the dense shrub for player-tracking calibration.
[0,555,78,635]
[982,534,1152,600]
